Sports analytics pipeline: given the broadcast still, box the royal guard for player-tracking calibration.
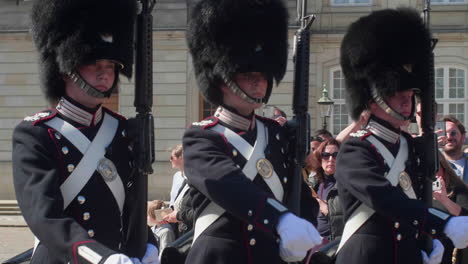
[12,0,158,263]
[335,8,468,264]
[182,0,321,263]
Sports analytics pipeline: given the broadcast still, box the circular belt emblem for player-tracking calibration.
[399,171,412,191]
[256,158,273,179]
[98,158,118,182]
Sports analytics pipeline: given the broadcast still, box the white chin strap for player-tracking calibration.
[68,71,113,99]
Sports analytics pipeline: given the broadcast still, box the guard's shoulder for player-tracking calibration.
[103,107,127,121]
[349,129,372,140]
[190,117,219,129]
[22,109,57,126]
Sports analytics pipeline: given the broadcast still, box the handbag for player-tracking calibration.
[160,229,194,264]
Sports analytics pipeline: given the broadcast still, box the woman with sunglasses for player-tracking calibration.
[313,139,344,242]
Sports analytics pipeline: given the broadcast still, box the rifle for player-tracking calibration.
[126,0,156,258]
[287,0,315,214]
[417,0,439,254]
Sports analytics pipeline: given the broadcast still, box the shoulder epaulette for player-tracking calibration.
[103,107,127,120]
[191,117,218,129]
[23,109,57,125]
[350,129,371,140]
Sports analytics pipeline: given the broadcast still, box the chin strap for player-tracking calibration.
[370,85,414,122]
[68,71,114,98]
[223,74,268,104]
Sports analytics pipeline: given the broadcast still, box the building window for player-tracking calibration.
[331,0,371,6]
[435,66,466,123]
[431,0,467,5]
[199,95,217,120]
[330,68,349,135]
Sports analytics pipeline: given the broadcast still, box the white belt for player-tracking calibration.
[337,135,415,253]
[45,114,125,213]
[193,120,284,244]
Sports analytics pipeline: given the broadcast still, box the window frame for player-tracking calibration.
[329,66,350,135]
[434,65,467,124]
[330,0,372,7]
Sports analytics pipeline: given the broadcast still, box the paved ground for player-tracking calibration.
[0,227,33,262]
[0,215,33,263]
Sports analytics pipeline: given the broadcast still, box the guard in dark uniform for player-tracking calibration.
[12,0,158,263]
[182,0,321,263]
[335,8,468,264]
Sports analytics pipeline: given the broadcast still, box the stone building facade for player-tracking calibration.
[0,0,467,200]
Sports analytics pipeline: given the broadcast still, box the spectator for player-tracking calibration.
[441,116,468,182]
[336,111,371,143]
[432,153,468,264]
[312,139,343,241]
[272,107,288,126]
[169,144,185,206]
[304,136,324,187]
[314,129,333,141]
[148,200,176,258]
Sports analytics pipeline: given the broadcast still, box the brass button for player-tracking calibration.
[413,220,419,226]
[247,224,253,231]
[248,210,253,217]
[396,234,402,241]
[232,149,238,157]
[77,196,86,205]
[264,219,269,225]
[283,177,288,184]
[88,229,95,238]
[83,212,91,221]
[67,164,75,172]
[249,238,256,246]
[62,146,69,155]
[276,133,280,141]
[55,133,62,140]
[394,222,400,229]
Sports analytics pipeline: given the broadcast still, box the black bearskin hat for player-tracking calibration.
[30,0,137,104]
[340,8,432,120]
[187,0,289,106]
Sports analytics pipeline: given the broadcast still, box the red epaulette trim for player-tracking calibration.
[190,117,219,129]
[31,109,58,126]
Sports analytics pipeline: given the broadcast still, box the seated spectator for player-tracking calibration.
[147,200,176,258]
[169,144,185,207]
[312,139,343,241]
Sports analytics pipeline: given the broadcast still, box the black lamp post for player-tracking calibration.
[317,84,334,130]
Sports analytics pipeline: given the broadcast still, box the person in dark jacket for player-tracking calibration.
[335,7,468,264]
[11,0,158,263]
[313,139,344,241]
[433,153,468,264]
[182,0,321,263]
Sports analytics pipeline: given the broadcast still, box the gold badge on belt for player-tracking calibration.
[256,158,273,179]
[399,171,412,191]
[98,158,118,182]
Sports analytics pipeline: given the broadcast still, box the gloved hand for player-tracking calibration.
[276,212,322,262]
[421,239,444,264]
[103,254,140,264]
[142,243,159,264]
[444,216,468,249]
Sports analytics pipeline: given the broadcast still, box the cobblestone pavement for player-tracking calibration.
[0,226,33,262]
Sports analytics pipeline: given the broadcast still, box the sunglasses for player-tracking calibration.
[321,152,338,159]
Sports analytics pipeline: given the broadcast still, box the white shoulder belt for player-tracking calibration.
[337,135,415,253]
[45,113,125,213]
[193,120,284,244]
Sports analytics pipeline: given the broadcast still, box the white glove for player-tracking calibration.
[103,254,140,264]
[142,243,159,264]
[421,239,444,264]
[276,213,322,262]
[444,216,468,249]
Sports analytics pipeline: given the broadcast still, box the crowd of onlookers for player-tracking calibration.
[147,106,468,263]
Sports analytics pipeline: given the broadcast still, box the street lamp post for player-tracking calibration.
[317,84,334,130]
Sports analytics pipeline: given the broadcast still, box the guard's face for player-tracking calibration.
[221,72,268,115]
[444,121,465,155]
[371,90,414,129]
[234,72,268,102]
[78,60,116,92]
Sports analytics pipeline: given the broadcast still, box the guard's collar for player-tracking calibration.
[214,106,255,131]
[56,96,103,127]
[366,115,400,144]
